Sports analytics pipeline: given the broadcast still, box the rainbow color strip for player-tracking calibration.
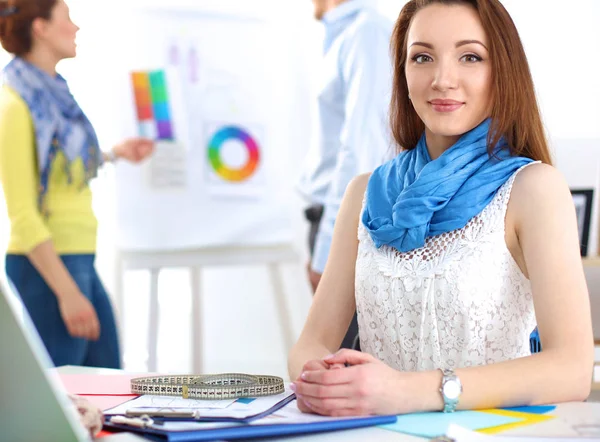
[131,70,174,140]
[208,126,260,182]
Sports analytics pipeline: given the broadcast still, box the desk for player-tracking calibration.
[57,366,600,441]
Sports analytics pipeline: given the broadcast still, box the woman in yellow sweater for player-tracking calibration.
[0,0,153,367]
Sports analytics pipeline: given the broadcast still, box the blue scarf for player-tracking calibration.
[3,57,102,211]
[362,119,533,253]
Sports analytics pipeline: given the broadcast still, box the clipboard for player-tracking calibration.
[103,400,397,441]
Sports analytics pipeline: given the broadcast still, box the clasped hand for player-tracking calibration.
[291,349,416,417]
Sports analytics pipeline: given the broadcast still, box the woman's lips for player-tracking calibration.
[429,99,464,113]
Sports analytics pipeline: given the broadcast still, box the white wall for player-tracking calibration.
[0,0,598,375]
[63,0,323,376]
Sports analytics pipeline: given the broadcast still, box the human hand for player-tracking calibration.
[293,358,345,413]
[113,137,154,163]
[305,261,322,293]
[57,292,100,340]
[293,349,410,417]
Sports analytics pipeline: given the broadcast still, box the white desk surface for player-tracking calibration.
[57,366,600,441]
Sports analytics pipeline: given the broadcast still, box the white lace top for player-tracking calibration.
[355,165,536,372]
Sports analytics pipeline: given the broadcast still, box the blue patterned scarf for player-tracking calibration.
[3,57,102,212]
[362,119,533,252]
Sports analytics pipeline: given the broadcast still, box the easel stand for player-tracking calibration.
[114,245,300,373]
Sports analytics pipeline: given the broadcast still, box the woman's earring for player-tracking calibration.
[408,94,412,100]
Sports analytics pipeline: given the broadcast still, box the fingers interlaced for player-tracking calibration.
[294,381,352,400]
[301,365,358,385]
[324,349,374,366]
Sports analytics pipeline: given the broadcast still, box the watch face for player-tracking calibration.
[443,380,461,400]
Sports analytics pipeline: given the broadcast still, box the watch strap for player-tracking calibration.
[440,368,461,413]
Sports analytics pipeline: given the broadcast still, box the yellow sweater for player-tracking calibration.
[0,86,97,254]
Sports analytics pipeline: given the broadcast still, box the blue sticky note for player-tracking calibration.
[502,405,556,414]
[380,410,522,438]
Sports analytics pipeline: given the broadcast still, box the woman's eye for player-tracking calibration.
[412,54,432,64]
[461,54,482,63]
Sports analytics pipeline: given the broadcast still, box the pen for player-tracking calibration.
[109,415,161,429]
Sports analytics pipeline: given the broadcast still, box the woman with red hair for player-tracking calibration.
[289,0,593,416]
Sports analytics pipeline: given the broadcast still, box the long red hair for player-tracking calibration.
[389,0,552,164]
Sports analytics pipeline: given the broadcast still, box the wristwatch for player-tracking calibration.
[439,368,462,413]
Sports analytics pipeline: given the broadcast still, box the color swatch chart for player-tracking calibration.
[131,70,174,140]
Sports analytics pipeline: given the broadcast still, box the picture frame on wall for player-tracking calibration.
[571,189,594,256]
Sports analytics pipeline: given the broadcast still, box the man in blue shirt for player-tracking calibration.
[297,0,393,348]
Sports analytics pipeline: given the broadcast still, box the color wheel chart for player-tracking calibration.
[131,70,175,140]
[207,126,261,182]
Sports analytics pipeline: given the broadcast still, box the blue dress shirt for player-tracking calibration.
[297,0,394,273]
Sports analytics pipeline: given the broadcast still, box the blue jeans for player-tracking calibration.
[5,254,121,368]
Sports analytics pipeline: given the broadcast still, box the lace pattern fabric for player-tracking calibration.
[355,164,537,372]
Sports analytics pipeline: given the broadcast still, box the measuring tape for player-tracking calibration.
[130,373,285,400]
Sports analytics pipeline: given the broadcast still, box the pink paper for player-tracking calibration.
[80,394,138,411]
[59,373,139,396]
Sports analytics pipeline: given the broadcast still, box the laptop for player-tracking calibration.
[0,272,146,442]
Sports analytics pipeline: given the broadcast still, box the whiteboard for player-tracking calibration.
[87,8,295,251]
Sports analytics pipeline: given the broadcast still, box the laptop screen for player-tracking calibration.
[0,273,90,442]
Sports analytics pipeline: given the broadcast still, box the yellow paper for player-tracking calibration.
[477,409,554,434]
